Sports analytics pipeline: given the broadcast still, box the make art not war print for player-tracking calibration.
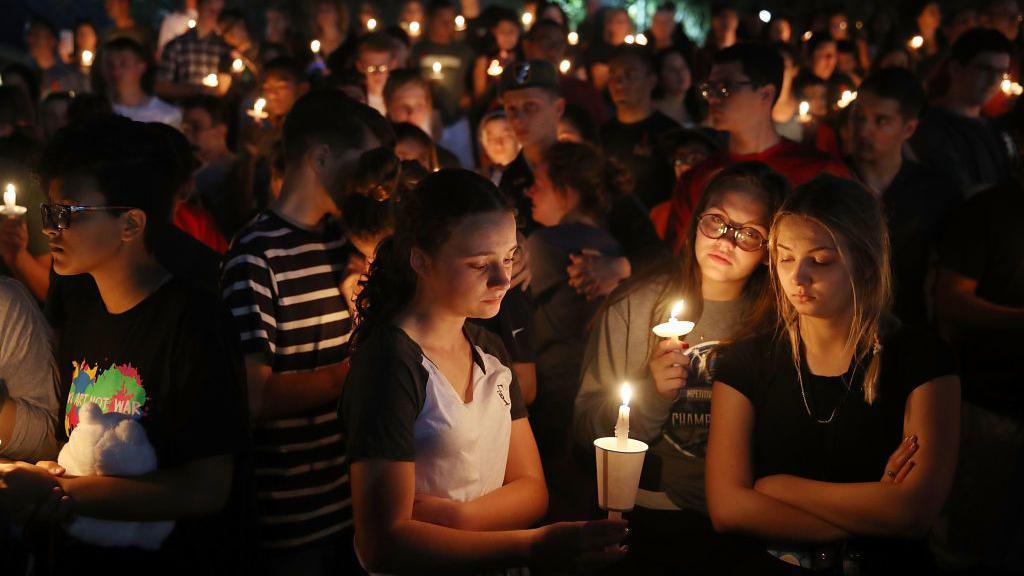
[64,360,149,436]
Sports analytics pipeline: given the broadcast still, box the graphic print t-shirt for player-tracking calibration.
[57,276,247,556]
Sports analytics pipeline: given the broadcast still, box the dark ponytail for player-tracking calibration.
[351,169,512,348]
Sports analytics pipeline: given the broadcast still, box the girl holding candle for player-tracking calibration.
[471,8,521,104]
[574,162,789,573]
[340,169,627,574]
[706,176,960,573]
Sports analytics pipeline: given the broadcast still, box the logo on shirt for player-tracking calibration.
[64,360,149,436]
[496,381,511,407]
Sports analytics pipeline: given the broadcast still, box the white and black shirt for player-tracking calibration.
[341,323,528,503]
[222,211,354,550]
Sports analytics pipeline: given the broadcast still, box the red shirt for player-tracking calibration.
[174,202,228,254]
[665,138,851,252]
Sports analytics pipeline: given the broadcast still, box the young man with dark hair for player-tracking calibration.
[222,90,390,574]
[356,32,395,116]
[910,27,1016,198]
[600,45,679,210]
[104,38,182,128]
[14,115,247,569]
[410,0,474,121]
[156,0,232,101]
[847,67,960,326]
[665,42,849,252]
[181,95,237,235]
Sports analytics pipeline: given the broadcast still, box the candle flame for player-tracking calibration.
[310,39,321,54]
[559,59,572,74]
[487,59,503,76]
[521,12,534,28]
[410,20,422,35]
[635,33,647,46]
[254,98,266,114]
[799,100,810,116]
[454,15,465,31]
[432,61,442,74]
[4,183,15,209]
[624,34,635,44]
[231,58,244,73]
[567,31,579,46]
[187,18,196,29]
[81,50,94,67]
[202,73,219,87]
[909,35,924,50]
[620,383,632,407]
[670,300,684,320]
[366,18,378,31]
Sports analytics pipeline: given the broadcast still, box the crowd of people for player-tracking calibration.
[0,0,1022,574]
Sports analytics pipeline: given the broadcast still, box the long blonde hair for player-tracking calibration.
[768,175,892,404]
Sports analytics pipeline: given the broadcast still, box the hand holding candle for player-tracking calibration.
[0,183,27,218]
[247,97,268,121]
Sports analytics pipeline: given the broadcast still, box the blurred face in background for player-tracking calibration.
[658,51,692,97]
[428,6,457,44]
[828,13,850,40]
[181,107,227,162]
[387,82,433,135]
[400,0,425,26]
[848,91,917,164]
[357,48,392,96]
[265,8,291,45]
[710,8,738,43]
[103,47,147,93]
[608,56,656,110]
[75,22,97,55]
[952,52,1011,107]
[811,40,838,80]
[604,9,632,45]
[981,0,1022,41]
[705,61,773,133]
[492,20,520,54]
[314,1,344,33]
[768,18,792,44]
[26,22,58,62]
[262,71,307,119]
[918,2,942,35]
[395,135,435,171]
[480,116,520,166]
[503,87,564,150]
[651,8,676,44]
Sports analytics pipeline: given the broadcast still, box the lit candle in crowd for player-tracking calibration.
[635,33,648,46]
[454,15,466,31]
[624,34,635,44]
[908,35,924,50]
[310,39,321,55]
[567,31,579,46]
[202,73,219,88]
[431,60,444,79]
[652,300,695,339]
[521,12,534,29]
[247,97,268,121]
[559,58,572,74]
[803,30,813,41]
[187,18,197,29]
[231,58,244,73]
[409,20,422,37]
[487,59,503,77]
[798,100,812,123]
[1001,74,1024,96]
[366,18,377,31]
[837,90,857,109]
[614,383,632,449]
[81,49,94,68]
[1,183,26,217]
[759,10,772,23]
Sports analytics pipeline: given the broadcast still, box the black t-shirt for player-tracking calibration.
[606,192,672,275]
[56,276,248,561]
[938,181,1024,417]
[341,323,527,463]
[498,151,536,233]
[909,106,1013,198]
[599,111,680,209]
[711,325,956,568]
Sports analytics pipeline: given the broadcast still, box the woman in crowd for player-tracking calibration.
[651,47,700,128]
[574,162,789,573]
[706,175,960,573]
[472,8,522,104]
[340,169,628,574]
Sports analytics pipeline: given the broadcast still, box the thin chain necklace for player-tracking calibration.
[797,358,858,425]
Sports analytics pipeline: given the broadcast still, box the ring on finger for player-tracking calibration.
[886,470,896,479]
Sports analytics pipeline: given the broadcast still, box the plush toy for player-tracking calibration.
[57,402,174,550]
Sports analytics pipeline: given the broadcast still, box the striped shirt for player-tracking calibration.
[222,211,353,550]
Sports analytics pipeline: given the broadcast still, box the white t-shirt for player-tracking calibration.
[113,96,182,129]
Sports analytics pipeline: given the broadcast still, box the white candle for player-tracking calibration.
[247,97,268,121]
[798,100,812,123]
[652,300,695,339]
[454,15,465,32]
[1,183,26,217]
[614,383,632,448]
[837,90,857,109]
[431,60,444,79]
[202,73,219,88]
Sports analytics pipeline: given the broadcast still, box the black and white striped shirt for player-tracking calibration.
[222,211,353,550]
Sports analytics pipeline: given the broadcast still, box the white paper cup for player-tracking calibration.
[594,437,649,513]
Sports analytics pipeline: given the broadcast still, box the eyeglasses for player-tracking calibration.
[698,213,766,252]
[362,64,389,76]
[699,80,755,101]
[40,203,133,231]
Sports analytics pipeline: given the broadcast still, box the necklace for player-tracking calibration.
[797,360,857,425]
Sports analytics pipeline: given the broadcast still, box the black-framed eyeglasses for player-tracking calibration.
[698,213,766,252]
[40,203,133,231]
[699,80,756,101]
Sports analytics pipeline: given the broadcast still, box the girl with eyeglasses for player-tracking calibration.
[706,176,960,573]
[574,161,789,573]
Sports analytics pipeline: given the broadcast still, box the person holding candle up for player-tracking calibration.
[340,169,627,574]
[574,162,789,573]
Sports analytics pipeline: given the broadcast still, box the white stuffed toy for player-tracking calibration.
[56,402,174,550]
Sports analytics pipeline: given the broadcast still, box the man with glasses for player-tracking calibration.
[600,45,679,210]
[28,115,247,570]
[665,42,848,253]
[356,32,395,116]
[910,28,1015,199]
[182,95,238,237]
[222,90,392,574]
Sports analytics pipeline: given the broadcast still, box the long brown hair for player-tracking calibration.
[604,161,789,354]
[768,175,892,403]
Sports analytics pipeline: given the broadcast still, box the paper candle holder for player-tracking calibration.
[594,437,648,516]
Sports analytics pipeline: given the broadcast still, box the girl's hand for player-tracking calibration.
[649,338,690,400]
[881,435,918,484]
[35,461,66,477]
[531,519,629,571]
